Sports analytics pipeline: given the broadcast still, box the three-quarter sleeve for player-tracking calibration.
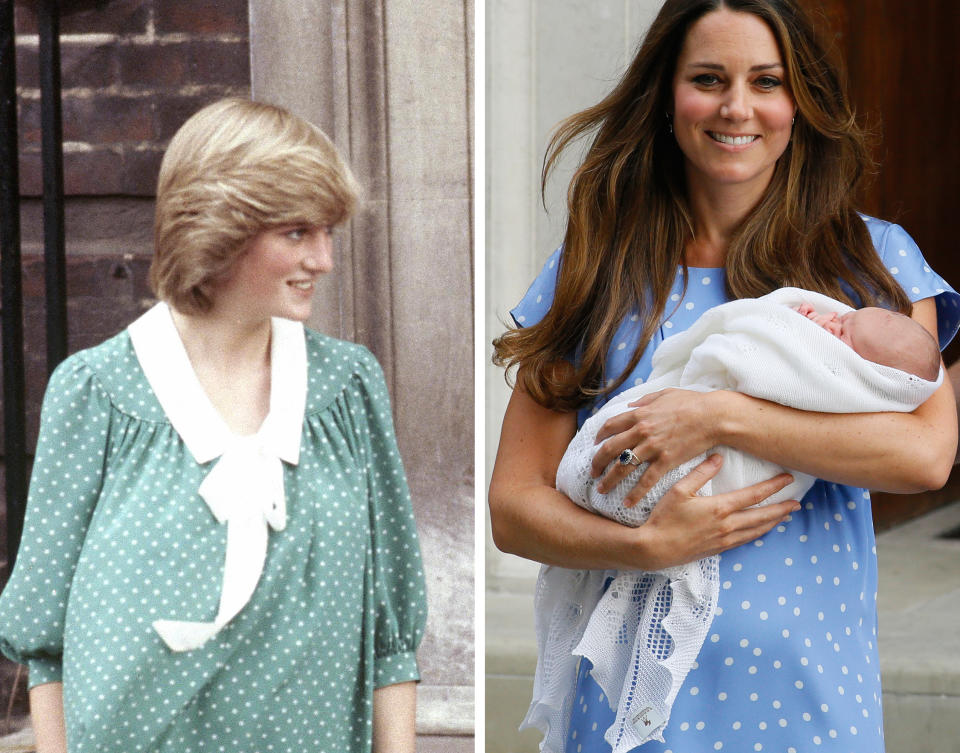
[0,357,112,687]
[348,350,428,688]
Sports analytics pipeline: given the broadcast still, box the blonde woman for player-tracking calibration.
[0,98,426,753]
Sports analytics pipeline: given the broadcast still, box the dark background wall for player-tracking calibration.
[816,0,960,529]
[7,0,251,457]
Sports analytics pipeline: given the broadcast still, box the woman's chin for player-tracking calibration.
[280,307,313,323]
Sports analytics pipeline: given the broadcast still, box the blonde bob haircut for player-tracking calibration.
[150,97,360,314]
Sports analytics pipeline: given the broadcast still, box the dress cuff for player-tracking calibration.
[374,649,420,688]
[28,657,62,688]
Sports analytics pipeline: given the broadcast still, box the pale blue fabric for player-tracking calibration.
[511,217,958,753]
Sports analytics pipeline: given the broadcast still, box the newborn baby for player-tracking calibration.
[793,302,939,381]
[559,294,940,527]
[524,288,942,753]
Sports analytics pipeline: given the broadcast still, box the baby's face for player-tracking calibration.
[808,308,885,354]
[796,303,938,380]
[836,307,903,356]
[799,307,884,356]
[834,311,858,349]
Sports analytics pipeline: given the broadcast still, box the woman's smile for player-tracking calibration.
[287,278,317,292]
[707,131,760,147]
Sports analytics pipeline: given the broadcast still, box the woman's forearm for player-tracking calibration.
[372,681,416,753]
[713,382,957,493]
[716,296,955,493]
[947,359,960,464]
[490,473,653,570]
[489,382,651,569]
[29,682,67,753]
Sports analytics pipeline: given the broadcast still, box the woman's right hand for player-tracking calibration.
[631,453,800,571]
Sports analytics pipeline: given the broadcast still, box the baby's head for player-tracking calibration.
[834,307,940,381]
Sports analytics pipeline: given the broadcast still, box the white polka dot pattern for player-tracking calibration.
[0,329,427,752]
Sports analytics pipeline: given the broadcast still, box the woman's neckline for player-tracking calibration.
[127,302,308,466]
[169,306,273,438]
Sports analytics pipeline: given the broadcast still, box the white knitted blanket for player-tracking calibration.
[523,288,941,753]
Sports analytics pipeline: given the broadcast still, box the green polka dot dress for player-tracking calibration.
[0,306,427,753]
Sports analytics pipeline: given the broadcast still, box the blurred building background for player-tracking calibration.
[0,1,473,750]
[485,1,960,751]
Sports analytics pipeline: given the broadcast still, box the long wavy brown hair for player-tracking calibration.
[492,0,910,412]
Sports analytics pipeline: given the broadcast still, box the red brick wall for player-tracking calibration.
[5,0,251,449]
[14,0,250,196]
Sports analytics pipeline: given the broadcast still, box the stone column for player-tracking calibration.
[250,1,474,749]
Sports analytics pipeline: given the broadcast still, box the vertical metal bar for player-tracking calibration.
[38,0,67,372]
[0,0,28,571]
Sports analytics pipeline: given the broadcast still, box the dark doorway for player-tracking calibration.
[818,0,960,528]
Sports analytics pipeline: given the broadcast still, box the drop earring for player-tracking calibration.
[666,112,673,134]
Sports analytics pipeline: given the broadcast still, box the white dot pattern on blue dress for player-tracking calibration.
[509,218,960,752]
[0,330,427,753]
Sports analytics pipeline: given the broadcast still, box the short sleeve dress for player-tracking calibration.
[0,303,427,753]
[510,217,959,753]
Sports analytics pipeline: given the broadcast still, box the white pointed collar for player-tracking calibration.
[127,301,306,467]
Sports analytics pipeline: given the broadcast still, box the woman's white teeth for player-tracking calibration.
[290,281,313,290]
[710,132,757,145]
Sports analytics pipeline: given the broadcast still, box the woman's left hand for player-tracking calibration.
[591,387,721,505]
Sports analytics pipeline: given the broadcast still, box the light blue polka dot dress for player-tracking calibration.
[511,217,959,753]
[0,320,427,753]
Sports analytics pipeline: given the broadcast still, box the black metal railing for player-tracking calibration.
[38,0,68,369]
[1,0,28,579]
[0,0,68,575]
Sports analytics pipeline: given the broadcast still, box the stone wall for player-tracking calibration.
[249,3,474,746]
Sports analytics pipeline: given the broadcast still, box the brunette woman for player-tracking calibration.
[490,2,958,751]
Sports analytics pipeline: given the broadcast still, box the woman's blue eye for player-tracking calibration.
[286,228,307,241]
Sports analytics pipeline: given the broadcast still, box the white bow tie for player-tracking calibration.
[153,437,288,652]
